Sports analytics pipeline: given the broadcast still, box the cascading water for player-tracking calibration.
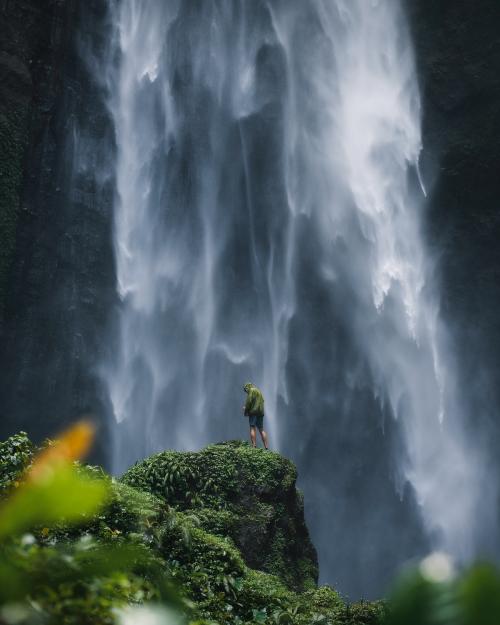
[103,0,293,469]
[100,0,492,596]
[287,0,488,564]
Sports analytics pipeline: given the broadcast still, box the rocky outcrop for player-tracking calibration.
[0,431,385,625]
[121,440,319,592]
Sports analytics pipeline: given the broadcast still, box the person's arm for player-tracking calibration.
[244,391,253,416]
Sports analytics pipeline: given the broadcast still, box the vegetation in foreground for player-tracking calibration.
[0,425,499,625]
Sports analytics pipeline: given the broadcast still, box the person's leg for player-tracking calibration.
[259,428,269,450]
[250,426,257,447]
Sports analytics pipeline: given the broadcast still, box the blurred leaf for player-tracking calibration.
[0,465,107,539]
[385,571,445,625]
[252,608,267,623]
[0,541,151,603]
[114,604,183,625]
[458,564,500,625]
[29,421,95,481]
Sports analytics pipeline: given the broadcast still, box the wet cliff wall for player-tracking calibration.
[407,0,500,473]
[0,0,72,312]
[0,0,114,459]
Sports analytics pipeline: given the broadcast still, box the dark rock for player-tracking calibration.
[0,1,115,462]
[406,1,500,538]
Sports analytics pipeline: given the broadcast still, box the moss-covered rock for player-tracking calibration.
[121,440,318,591]
[0,430,34,494]
[0,432,385,625]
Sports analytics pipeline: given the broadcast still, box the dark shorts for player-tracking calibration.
[249,414,264,430]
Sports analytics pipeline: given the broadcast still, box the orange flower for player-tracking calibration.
[29,420,95,481]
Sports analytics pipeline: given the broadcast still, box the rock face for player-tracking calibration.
[407,0,500,517]
[121,440,319,592]
[408,1,500,367]
[0,0,115,455]
[0,0,60,309]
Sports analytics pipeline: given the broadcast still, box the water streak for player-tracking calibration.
[101,0,489,594]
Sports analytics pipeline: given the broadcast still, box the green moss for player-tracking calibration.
[90,478,165,540]
[0,431,35,494]
[159,515,245,623]
[163,520,245,578]
[121,442,297,509]
[0,107,29,312]
[32,570,151,625]
[340,601,387,625]
[121,441,318,592]
[296,557,319,591]
[202,441,298,494]
[0,433,385,625]
[305,585,344,611]
[194,507,240,538]
[240,568,292,607]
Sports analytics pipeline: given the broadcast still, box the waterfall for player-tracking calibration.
[287,0,486,563]
[103,0,293,470]
[101,0,489,595]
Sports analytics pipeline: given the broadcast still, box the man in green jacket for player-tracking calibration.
[243,383,269,449]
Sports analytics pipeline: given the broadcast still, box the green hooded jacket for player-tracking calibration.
[243,383,265,418]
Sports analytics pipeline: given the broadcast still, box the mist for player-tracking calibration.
[89,0,497,598]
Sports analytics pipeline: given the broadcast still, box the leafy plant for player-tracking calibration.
[386,558,500,625]
[0,424,180,625]
[0,431,34,495]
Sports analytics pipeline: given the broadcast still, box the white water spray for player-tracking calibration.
[293,0,485,561]
[103,0,292,469]
[101,0,489,585]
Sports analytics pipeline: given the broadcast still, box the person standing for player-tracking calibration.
[242,382,269,449]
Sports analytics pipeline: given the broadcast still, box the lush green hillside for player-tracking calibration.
[0,431,384,625]
[3,429,500,625]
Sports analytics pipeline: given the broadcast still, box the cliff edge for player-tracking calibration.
[122,440,318,592]
[0,432,384,624]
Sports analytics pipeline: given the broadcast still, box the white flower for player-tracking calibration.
[419,552,455,583]
[114,605,183,625]
[20,534,35,547]
[1,603,33,625]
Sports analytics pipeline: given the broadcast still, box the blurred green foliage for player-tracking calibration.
[387,563,500,625]
[0,431,386,625]
[2,429,500,625]
[0,465,107,539]
[0,427,181,625]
